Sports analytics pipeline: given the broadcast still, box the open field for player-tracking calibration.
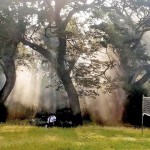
[0,123,150,150]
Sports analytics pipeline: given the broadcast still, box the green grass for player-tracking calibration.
[0,122,150,150]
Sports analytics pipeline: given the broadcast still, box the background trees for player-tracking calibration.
[91,0,150,125]
[0,0,105,125]
[0,0,150,125]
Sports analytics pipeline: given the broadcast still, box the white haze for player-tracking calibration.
[0,44,126,124]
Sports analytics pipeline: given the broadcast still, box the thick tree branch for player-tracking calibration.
[63,0,105,29]
[55,0,63,25]
[129,64,150,85]
[133,71,150,87]
[21,39,54,63]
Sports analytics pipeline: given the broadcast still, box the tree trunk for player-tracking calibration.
[57,67,83,126]
[57,36,82,126]
[0,58,16,122]
[0,58,16,104]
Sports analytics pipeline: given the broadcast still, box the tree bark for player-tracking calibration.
[57,36,82,126]
[0,58,16,104]
[57,66,82,125]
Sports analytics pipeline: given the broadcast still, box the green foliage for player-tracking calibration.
[91,0,150,91]
[93,22,150,73]
[124,84,148,97]
[0,0,150,98]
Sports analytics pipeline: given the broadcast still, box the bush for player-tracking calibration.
[30,118,47,126]
[31,110,48,126]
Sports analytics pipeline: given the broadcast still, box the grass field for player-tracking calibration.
[0,122,150,150]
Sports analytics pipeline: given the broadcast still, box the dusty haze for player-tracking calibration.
[0,45,127,124]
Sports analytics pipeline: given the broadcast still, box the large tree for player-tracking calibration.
[0,1,20,104]
[0,0,106,125]
[91,0,150,88]
[90,0,150,124]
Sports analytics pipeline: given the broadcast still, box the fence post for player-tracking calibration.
[142,95,144,134]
